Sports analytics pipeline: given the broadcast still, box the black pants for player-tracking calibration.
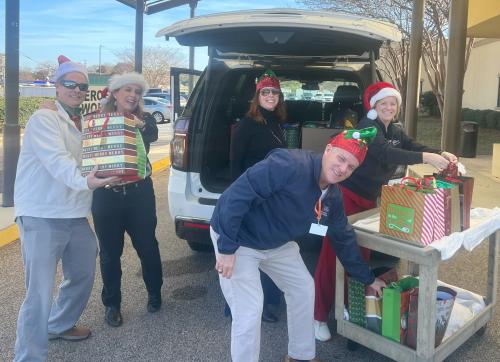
[92,177,163,308]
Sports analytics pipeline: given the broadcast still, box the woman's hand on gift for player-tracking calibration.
[215,253,236,279]
[369,277,387,297]
[132,115,145,129]
[423,152,450,172]
[441,151,458,164]
[86,166,122,190]
[39,100,57,111]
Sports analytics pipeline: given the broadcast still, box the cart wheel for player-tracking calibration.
[475,325,487,336]
[347,339,360,351]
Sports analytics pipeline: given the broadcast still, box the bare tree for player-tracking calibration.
[19,67,35,82]
[33,61,57,81]
[116,45,186,88]
[297,0,474,119]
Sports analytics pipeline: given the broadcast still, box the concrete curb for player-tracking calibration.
[0,157,171,249]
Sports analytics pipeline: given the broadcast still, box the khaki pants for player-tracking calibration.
[211,227,315,362]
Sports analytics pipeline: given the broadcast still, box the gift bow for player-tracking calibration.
[399,176,437,193]
[342,126,377,148]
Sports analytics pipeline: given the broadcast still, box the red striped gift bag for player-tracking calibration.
[379,177,446,245]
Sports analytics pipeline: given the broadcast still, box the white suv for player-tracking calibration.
[157,9,401,251]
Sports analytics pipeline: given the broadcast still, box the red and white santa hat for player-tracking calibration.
[363,82,402,120]
[51,55,88,82]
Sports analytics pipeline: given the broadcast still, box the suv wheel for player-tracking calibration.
[152,111,165,124]
[186,239,213,253]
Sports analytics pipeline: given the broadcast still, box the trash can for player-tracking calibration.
[459,121,478,158]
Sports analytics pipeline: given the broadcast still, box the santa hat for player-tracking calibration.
[108,72,149,95]
[363,82,402,120]
[256,69,281,92]
[51,55,88,82]
[328,127,377,164]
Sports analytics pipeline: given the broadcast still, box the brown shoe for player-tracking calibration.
[48,326,91,341]
[284,355,321,362]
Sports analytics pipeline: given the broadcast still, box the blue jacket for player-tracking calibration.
[211,148,375,285]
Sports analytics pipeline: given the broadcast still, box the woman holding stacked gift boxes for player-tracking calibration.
[92,72,163,327]
[313,81,458,341]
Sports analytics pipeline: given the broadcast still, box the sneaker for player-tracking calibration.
[284,355,321,362]
[48,326,91,341]
[313,320,331,342]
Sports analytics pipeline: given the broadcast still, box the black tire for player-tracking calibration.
[186,239,213,253]
[152,111,165,124]
[475,325,487,337]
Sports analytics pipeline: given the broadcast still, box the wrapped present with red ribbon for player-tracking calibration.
[81,112,147,182]
[380,176,451,245]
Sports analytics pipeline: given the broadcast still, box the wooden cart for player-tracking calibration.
[335,211,499,362]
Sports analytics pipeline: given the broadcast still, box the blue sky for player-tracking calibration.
[1,0,304,71]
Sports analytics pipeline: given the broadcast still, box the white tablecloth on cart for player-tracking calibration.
[353,207,500,260]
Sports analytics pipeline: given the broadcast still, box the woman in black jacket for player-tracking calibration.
[92,72,163,327]
[313,82,458,341]
[226,70,287,322]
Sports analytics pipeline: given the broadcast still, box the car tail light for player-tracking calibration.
[170,117,189,170]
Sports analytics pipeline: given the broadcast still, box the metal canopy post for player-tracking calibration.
[3,0,20,207]
[115,1,200,75]
[188,0,197,93]
[404,0,425,138]
[442,0,469,154]
[135,0,144,73]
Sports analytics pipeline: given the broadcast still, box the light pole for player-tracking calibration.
[99,44,103,76]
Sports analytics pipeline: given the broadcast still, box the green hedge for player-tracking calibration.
[0,96,56,131]
[421,91,441,117]
[461,108,500,130]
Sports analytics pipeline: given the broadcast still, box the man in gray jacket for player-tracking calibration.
[13,55,119,362]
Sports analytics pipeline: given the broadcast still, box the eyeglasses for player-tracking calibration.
[60,80,89,91]
[260,88,280,96]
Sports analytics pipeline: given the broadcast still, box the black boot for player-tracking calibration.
[105,306,123,327]
[147,293,162,313]
[262,304,278,323]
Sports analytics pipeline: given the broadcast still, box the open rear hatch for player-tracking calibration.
[160,9,402,194]
[157,8,401,61]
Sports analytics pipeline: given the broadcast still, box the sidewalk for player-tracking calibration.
[0,123,172,247]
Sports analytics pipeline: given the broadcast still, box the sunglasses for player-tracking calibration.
[260,88,280,96]
[60,80,89,91]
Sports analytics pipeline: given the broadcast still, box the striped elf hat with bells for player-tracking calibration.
[256,69,281,92]
[363,82,402,120]
[329,127,377,164]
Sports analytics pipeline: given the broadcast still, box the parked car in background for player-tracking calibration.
[158,8,401,251]
[143,96,172,123]
[323,92,334,102]
[146,92,170,101]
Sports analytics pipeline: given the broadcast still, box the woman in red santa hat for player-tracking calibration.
[224,69,287,323]
[312,81,458,342]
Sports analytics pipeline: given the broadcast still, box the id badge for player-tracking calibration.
[309,223,328,236]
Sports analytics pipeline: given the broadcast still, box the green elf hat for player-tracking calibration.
[328,126,377,164]
[256,69,281,92]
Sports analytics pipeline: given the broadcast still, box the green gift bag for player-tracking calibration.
[134,129,147,180]
[382,276,419,344]
[348,278,366,328]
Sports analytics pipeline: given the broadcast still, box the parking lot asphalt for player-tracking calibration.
[1,166,500,362]
[1,122,500,361]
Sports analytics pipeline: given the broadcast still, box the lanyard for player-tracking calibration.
[314,197,322,224]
